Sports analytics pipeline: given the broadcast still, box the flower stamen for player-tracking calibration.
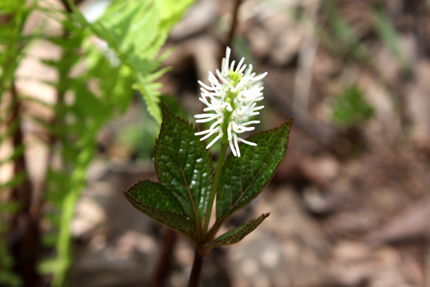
[194,47,267,157]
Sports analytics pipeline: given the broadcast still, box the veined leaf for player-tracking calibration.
[89,0,196,124]
[123,180,195,235]
[216,119,293,222]
[154,106,213,227]
[203,213,270,249]
[134,74,163,123]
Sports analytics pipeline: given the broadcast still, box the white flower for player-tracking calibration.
[195,47,267,157]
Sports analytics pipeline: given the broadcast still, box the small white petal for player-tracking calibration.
[229,141,237,156]
[196,118,215,123]
[195,129,212,136]
[243,111,260,117]
[245,64,253,76]
[195,46,265,156]
[195,113,217,119]
[221,58,226,73]
[198,97,212,107]
[233,134,241,157]
[223,47,231,74]
[236,57,245,72]
[229,139,237,157]
[242,120,260,126]
[200,128,218,141]
[232,79,247,93]
[203,107,215,112]
[208,119,222,131]
[216,69,230,86]
[232,122,254,133]
[227,122,233,141]
[252,105,264,111]
[237,137,257,146]
[230,60,236,71]
[238,64,247,74]
[206,129,223,149]
[251,72,267,82]
[208,71,220,84]
[198,80,217,91]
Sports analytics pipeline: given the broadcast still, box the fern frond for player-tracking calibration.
[0,2,35,285]
[67,0,196,124]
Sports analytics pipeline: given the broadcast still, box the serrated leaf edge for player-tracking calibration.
[122,180,193,222]
[154,104,214,163]
[218,118,293,221]
[203,212,270,249]
[153,104,214,221]
[153,104,214,164]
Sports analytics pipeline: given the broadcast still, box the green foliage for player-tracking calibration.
[0,1,33,286]
[331,85,374,126]
[203,213,269,249]
[70,0,195,124]
[118,96,186,159]
[155,106,213,230]
[35,13,136,286]
[14,0,192,285]
[216,119,293,223]
[123,180,195,235]
[124,106,292,253]
[1,0,196,285]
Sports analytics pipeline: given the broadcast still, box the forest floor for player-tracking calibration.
[18,0,430,286]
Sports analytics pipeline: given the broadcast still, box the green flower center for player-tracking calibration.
[229,70,242,86]
[220,71,243,143]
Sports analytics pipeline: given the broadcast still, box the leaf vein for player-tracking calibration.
[221,125,289,222]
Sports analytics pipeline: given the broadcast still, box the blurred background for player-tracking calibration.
[1,0,430,286]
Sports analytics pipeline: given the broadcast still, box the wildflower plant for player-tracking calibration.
[195,47,267,157]
[123,47,293,286]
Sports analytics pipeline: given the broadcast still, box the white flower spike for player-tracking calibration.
[195,47,267,157]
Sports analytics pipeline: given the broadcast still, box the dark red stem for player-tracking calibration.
[9,84,40,287]
[224,0,243,51]
[151,229,177,287]
[188,251,205,287]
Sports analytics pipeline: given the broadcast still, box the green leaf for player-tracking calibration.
[123,180,195,235]
[86,0,196,124]
[216,119,293,222]
[155,106,213,226]
[331,85,374,126]
[203,213,270,249]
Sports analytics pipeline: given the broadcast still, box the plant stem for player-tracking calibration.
[188,251,205,287]
[203,142,228,235]
[151,229,176,287]
[224,0,242,51]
